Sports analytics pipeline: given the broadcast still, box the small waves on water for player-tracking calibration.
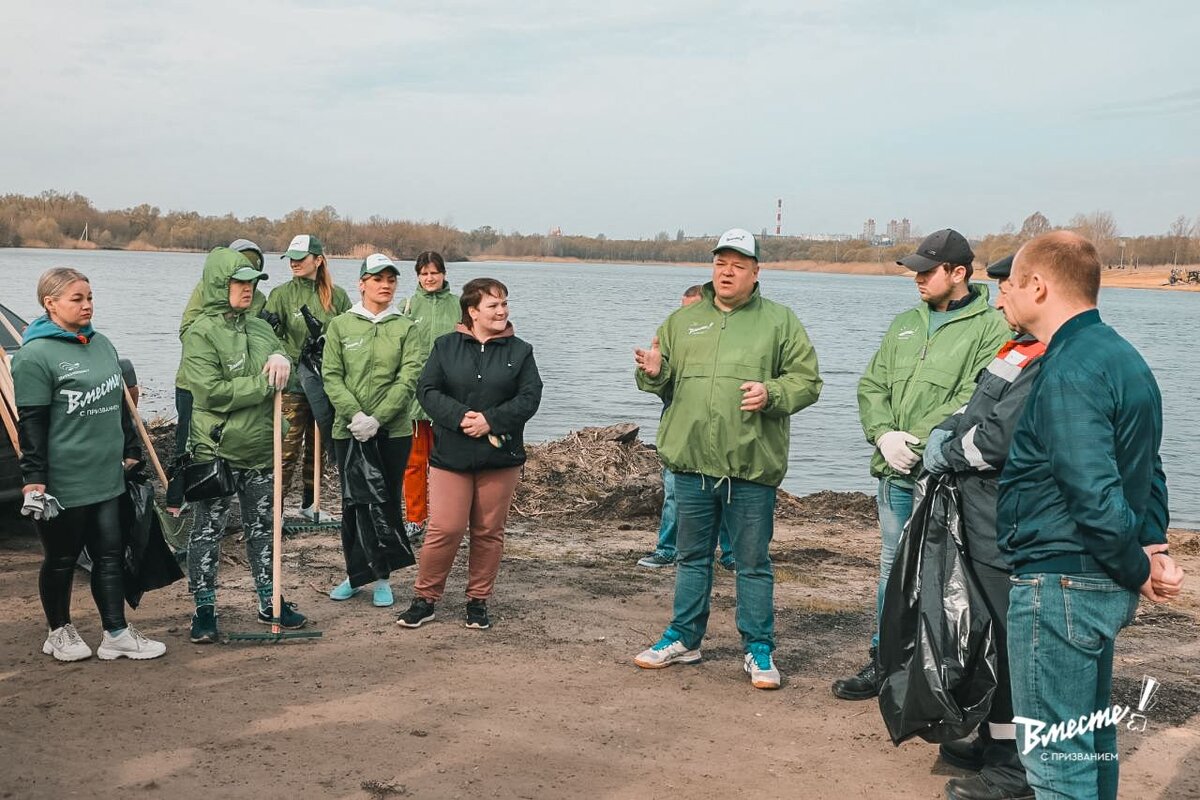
[2,249,1197,526]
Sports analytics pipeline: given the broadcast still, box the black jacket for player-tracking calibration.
[934,335,1044,570]
[418,324,543,472]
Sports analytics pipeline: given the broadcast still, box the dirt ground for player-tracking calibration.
[2,427,1198,799]
[1,498,1198,799]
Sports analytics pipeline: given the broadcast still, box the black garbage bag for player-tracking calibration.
[120,469,185,609]
[878,473,997,745]
[298,304,334,443]
[340,438,414,586]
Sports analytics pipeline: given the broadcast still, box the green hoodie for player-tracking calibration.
[399,284,460,422]
[174,250,266,391]
[857,283,1010,481]
[264,275,351,393]
[321,304,425,439]
[635,283,822,488]
[179,248,287,470]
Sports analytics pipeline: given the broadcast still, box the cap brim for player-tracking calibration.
[712,245,758,259]
[283,249,310,260]
[361,265,399,276]
[897,253,941,272]
[230,267,267,281]
[986,255,1014,279]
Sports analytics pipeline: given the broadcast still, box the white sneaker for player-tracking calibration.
[43,624,92,662]
[744,649,781,689]
[96,626,167,661]
[634,636,702,669]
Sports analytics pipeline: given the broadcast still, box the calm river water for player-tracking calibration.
[2,248,1197,526]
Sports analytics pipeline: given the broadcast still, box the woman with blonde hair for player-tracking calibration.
[12,267,166,660]
[265,234,350,519]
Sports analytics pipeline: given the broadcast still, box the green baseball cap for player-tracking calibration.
[230,265,268,281]
[282,234,324,260]
[360,253,399,277]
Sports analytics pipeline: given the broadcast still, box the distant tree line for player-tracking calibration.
[1,192,1197,267]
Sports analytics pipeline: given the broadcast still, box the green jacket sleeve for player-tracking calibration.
[178,284,204,338]
[762,317,822,418]
[857,331,895,444]
[634,322,673,396]
[319,319,360,424]
[1138,453,1170,546]
[181,328,272,414]
[1040,368,1151,590]
[372,329,424,425]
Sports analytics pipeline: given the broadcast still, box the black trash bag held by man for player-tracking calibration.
[340,438,415,586]
[877,473,997,745]
[298,303,335,444]
[120,468,185,609]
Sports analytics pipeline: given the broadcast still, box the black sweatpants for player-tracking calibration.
[37,496,127,632]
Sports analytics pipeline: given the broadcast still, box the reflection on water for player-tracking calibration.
[2,248,1197,525]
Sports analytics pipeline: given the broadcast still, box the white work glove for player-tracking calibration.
[21,490,64,521]
[876,431,920,474]
[348,412,381,442]
[263,354,291,390]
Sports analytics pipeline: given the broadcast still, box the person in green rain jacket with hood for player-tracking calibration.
[178,247,307,643]
[631,228,822,692]
[265,234,351,520]
[322,254,425,608]
[832,228,1010,703]
[398,251,460,540]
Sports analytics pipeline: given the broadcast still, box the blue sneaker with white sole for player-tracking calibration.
[329,578,361,601]
[372,581,394,607]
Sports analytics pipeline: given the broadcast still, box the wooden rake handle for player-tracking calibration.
[272,390,284,633]
[122,382,168,489]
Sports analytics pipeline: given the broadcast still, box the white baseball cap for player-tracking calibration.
[360,253,399,276]
[712,228,759,259]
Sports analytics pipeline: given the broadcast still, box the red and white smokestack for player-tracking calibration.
[775,198,782,236]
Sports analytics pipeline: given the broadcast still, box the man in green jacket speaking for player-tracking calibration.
[632,228,822,690]
[834,228,1009,701]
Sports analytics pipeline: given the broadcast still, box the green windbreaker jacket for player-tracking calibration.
[635,283,822,488]
[857,284,1010,481]
[321,304,424,440]
[179,248,287,470]
[264,276,350,393]
[174,250,266,391]
[400,284,460,422]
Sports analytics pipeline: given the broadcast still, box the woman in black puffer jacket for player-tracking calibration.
[395,278,542,631]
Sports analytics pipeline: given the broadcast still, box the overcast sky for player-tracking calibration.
[5,1,1199,239]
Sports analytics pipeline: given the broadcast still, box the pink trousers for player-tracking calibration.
[413,466,522,601]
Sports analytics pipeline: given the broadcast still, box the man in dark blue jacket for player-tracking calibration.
[997,231,1183,800]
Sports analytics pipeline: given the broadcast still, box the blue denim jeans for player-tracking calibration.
[667,473,776,651]
[873,477,913,648]
[1007,573,1139,800]
[655,468,733,562]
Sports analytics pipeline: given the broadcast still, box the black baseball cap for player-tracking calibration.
[986,255,1014,279]
[898,228,975,272]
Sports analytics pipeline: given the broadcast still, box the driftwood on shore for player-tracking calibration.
[145,420,877,525]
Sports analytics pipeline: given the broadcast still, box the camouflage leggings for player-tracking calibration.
[187,468,274,596]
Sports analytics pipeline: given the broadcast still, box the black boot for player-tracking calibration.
[940,735,987,771]
[832,646,879,700]
[945,735,1032,800]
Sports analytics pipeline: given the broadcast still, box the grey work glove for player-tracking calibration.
[348,412,381,442]
[922,428,953,475]
[21,490,64,521]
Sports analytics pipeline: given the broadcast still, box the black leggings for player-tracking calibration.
[37,496,127,632]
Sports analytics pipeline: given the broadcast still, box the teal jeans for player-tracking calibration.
[1007,572,1139,800]
[667,473,776,651]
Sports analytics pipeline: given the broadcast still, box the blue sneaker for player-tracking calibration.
[372,581,394,608]
[744,643,781,689]
[329,578,361,601]
[633,630,701,669]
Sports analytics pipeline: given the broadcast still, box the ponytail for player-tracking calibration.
[314,255,334,313]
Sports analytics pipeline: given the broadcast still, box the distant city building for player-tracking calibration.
[862,218,876,241]
[884,218,912,242]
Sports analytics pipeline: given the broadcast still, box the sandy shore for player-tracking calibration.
[1,428,1197,799]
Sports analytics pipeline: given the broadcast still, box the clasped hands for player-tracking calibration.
[460,410,491,438]
[1141,543,1185,603]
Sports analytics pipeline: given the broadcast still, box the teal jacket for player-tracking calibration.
[857,284,1010,481]
[998,310,1168,590]
[321,304,424,440]
[179,248,287,470]
[635,283,822,487]
[400,284,460,422]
